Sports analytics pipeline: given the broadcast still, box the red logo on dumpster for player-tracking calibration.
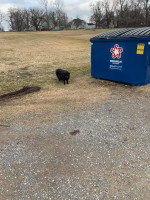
[110,44,123,59]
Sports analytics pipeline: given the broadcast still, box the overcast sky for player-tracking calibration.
[0,0,95,30]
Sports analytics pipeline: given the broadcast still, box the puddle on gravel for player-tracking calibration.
[69,130,80,136]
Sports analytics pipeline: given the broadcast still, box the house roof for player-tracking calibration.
[87,23,95,26]
[71,18,86,24]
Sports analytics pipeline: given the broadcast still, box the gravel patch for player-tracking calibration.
[1,88,150,199]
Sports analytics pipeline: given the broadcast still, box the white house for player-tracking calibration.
[85,23,96,30]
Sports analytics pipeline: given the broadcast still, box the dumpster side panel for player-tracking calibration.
[146,65,150,83]
[123,41,146,85]
[91,40,147,85]
[145,44,150,84]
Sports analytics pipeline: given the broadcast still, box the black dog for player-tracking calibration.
[56,69,70,85]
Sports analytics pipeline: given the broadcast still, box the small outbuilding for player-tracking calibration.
[90,27,150,86]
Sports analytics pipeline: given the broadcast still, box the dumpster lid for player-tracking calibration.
[120,27,150,37]
[91,27,150,40]
[91,28,133,39]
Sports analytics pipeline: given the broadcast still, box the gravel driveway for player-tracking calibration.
[1,83,150,200]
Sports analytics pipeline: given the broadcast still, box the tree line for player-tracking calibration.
[0,0,150,31]
[1,0,68,31]
[90,0,150,28]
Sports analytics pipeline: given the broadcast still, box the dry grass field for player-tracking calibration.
[0,29,112,125]
[0,29,150,126]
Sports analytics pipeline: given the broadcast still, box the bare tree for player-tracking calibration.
[39,0,67,29]
[0,11,4,31]
[22,9,31,30]
[54,0,64,11]
[127,0,144,27]
[6,0,67,32]
[89,0,148,28]
[0,11,4,25]
[8,8,25,31]
[40,0,54,29]
[90,0,115,28]
[90,1,103,28]
[29,8,44,30]
[54,0,64,26]
[102,0,115,28]
[115,0,128,27]
[119,0,126,12]
[142,0,150,25]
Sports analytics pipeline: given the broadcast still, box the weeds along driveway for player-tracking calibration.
[1,82,150,200]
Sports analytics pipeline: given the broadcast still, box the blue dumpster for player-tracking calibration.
[90,27,150,85]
